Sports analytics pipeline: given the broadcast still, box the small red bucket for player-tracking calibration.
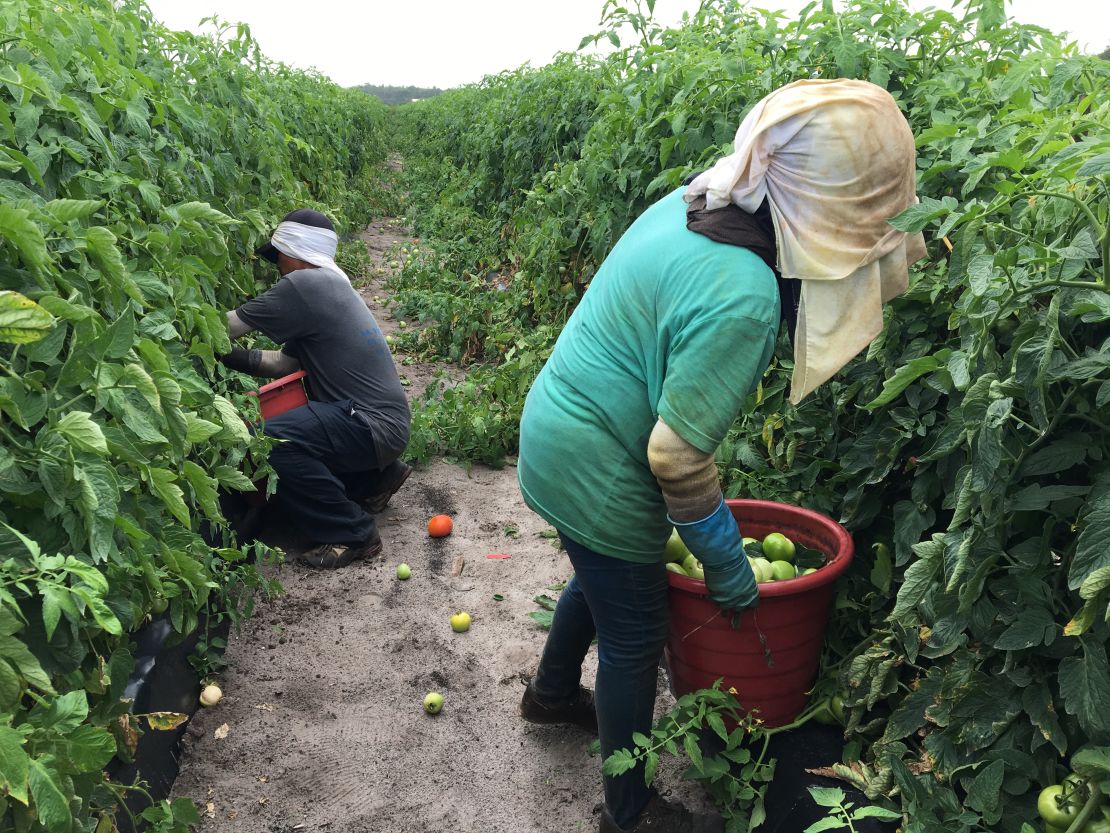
[665,499,853,728]
[247,370,309,419]
[242,371,309,506]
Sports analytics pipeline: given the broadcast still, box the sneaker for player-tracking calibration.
[520,680,598,734]
[298,536,383,569]
[599,795,724,833]
[363,462,413,514]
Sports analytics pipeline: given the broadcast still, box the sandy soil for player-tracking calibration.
[170,219,708,833]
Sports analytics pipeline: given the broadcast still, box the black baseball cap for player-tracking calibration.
[255,208,336,263]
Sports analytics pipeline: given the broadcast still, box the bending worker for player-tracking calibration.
[516,79,927,833]
[219,209,412,569]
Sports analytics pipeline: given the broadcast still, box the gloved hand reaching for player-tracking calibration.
[647,417,758,612]
[670,498,758,612]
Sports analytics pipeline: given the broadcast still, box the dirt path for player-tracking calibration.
[170,218,707,832]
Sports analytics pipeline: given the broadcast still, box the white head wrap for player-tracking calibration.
[685,78,927,404]
[269,221,349,281]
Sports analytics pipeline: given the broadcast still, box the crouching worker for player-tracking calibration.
[219,209,412,569]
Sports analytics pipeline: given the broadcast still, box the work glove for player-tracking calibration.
[670,497,759,612]
[217,346,262,374]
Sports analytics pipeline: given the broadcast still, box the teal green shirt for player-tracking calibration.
[517,188,780,562]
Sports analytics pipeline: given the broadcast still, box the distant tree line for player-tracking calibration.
[354,84,444,104]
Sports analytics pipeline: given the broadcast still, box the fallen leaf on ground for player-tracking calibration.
[214,723,230,740]
[254,703,274,711]
[451,556,465,576]
[205,802,215,818]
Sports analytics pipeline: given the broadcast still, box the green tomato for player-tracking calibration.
[770,561,796,581]
[396,563,411,580]
[423,691,443,714]
[663,529,691,563]
[829,694,845,724]
[681,553,704,580]
[665,562,688,577]
[150,596,168,615]
[750,557,774,583]
[1038,785,1083,827]
[762,532,796,562]
[811,699,838,726]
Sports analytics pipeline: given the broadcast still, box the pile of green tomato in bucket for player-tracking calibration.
[663,528,826,583]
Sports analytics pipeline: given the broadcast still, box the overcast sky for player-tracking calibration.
[144,0,1110,89]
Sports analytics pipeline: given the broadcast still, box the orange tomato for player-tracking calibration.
[427,514,453,538]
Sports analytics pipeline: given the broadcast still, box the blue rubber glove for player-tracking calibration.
[670,498,759,612]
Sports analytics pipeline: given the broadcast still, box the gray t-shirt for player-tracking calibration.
[236,268,410,459]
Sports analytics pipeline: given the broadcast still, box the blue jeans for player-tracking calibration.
[533,533,670,829]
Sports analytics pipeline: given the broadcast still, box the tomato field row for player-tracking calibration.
[388,1,1110,830]
[0,1,386,829]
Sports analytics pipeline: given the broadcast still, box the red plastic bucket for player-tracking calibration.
[247,370,309,419]
[242,371,309,506]
[665,499,853,728]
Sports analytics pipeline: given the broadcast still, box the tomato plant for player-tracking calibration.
[0,1,387,829]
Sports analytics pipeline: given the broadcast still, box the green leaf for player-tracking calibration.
[0,725,29,805]
[183,461,221,521]
[864,356,942,409]
[28,758,73,831]
[993,605,1055,650]
[852,805,902,820]
[892,544,939,625]
[0,205,50,275]
[1008,484,1089,511]
[1072,479,1110,588]
[63,725,116,773]
[1058,641,1110,739]
[212,395,251,443]
[965,759,1004,820]
[887,196,957,232]
[40,588,62,641]
[1023,684,1067,755]
[0,657,21,709]
[56,411,108,456]
[807,786,845,808]
[93,308,135,360]
[1077,150,1110,176]
[44,199,104,224]
[165,201,240,226]
[148,467,190,527]
[0,291,54,344]
[527,610,553,629]
[1070,746,1110,780]
[184,414,222,444]
[213,465,257,492]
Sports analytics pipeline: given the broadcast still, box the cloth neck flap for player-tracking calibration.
[270,221,348,281]
[684,78,926,403]
[684,183,800,349]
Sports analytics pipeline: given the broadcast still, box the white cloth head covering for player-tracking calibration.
[270,221,348,281]
[685,78,927,404]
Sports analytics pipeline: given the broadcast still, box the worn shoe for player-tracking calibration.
[599,795,724,833]
[520,680,598,734]
[298,536,383,569]
[363,462,413,514]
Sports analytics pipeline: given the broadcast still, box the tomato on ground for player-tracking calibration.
[427,514,453,537]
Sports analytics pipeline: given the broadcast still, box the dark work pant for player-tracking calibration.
[532,533,670,829]
[262,399,391,545]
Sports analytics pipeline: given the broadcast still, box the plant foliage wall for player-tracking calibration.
[0,1,386,828]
